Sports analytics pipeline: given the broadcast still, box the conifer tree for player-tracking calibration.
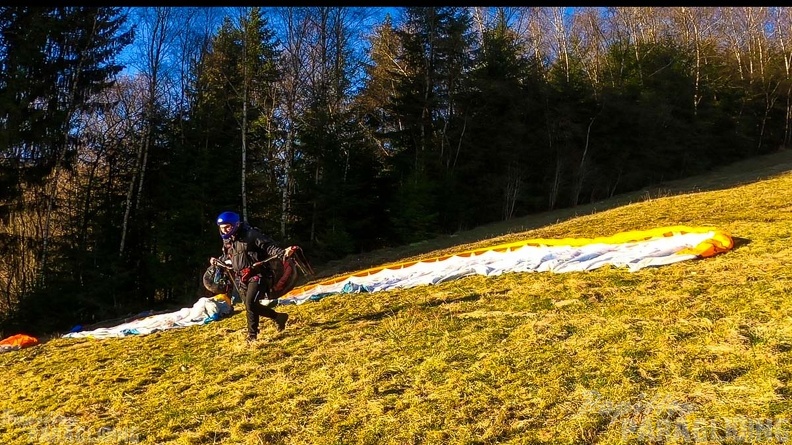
[0,7,133,331]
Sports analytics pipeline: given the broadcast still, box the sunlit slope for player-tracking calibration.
[2,151,792,445]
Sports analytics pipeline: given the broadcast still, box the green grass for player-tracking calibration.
[5,150,792,444]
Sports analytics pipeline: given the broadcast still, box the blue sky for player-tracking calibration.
[118,7,404,78]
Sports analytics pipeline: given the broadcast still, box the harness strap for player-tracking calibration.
[273,258,294,292]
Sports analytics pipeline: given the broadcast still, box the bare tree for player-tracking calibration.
[604,7,663,86]
[306,7,343,243]
[575,7,609,95]
[513,7,549,76]
[273,7,312,238]
[230,7,255,222]
[547,7,573,83]
[469,7,526,57]
[771,7,792,148]
[503,164,521,220]
[119,7,179,255]
[0,208,38,315]
[671,7,720,116]
[720,8,779,151]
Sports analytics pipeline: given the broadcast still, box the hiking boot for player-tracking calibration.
[275,313,289,332]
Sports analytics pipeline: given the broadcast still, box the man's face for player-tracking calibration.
[219,223,234,236]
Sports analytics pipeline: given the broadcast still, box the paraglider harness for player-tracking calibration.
[203,246,314,301]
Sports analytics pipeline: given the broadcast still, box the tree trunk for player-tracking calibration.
[242,67,249,222]
[39,13,101,284]
[572,114,597,206]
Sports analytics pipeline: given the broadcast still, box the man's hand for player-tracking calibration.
[210,257,231,269]
[284,246,297,258]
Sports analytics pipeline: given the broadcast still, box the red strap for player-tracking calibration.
[273,259,294,292]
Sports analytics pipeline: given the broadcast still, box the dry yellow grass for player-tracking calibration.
[4,150,792,444]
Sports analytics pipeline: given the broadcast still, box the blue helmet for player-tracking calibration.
[216,211,241,240]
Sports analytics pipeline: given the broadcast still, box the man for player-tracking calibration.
[211,211,289,342]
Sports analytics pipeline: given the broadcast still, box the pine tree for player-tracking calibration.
[388,7,475,239]
[0,7,133,332]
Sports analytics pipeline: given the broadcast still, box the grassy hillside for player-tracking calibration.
[3,150,792,444]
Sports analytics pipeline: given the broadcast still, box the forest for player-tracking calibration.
[1,6,790,335]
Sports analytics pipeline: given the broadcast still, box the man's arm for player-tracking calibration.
[251,230,285,260]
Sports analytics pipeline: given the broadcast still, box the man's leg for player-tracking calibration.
[243,280,265,340]
[260,306,288,332]
[253,272,288,332]
[245,277,287,339]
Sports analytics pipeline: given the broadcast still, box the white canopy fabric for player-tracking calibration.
[63,295,233,339]
[279,226,733,306]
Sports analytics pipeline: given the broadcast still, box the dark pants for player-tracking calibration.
[242,275,279,338]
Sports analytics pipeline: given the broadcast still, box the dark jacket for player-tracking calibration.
[221,223,285,285]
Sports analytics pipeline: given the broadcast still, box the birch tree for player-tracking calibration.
[720,7,779,152]
[119,7,177,255]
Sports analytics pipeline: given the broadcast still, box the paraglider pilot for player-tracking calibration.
[209,211,289,342]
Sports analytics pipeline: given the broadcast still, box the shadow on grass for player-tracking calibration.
[305,292,483,331]
[304,305,407,331]
[732,236,752,250]
[417,292,483,310]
